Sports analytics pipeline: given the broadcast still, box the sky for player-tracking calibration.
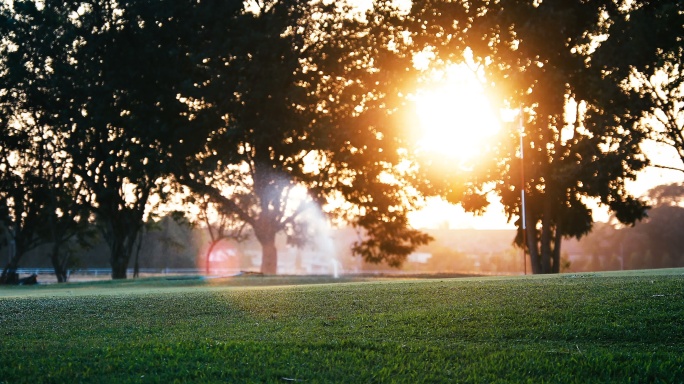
[409,142,684,230]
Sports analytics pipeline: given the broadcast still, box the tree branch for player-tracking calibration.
[180,177,255,227]
[650,164,684,173]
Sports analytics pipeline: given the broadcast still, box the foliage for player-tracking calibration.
[130,212,193,277]
[55,0,200,279]
[647,182,684,206]
[171,0,432,273]
[1,272,684,382]
[592,0,684,172]
[3,0,434,276]
[0,0,210,279]
[1,0,678,279]
[0,0,93,282]
[407,0,650,273]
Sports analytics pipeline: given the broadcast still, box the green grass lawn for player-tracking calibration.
[1,270,683,383]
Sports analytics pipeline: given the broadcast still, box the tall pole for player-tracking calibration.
[520,107,527,275]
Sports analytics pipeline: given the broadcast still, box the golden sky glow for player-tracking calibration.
[407,63,682,230]
[408,63,512,229]
[413,64,500,165]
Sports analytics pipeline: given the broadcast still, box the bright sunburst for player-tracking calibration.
[414,64,501,164]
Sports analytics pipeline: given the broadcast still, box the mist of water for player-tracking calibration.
[291,200,341,277]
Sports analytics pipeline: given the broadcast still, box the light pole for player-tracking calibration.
[519,107,527,275]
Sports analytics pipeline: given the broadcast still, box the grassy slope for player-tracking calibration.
[1,270,683,383]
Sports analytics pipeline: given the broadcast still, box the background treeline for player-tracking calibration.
[575,183,684,272]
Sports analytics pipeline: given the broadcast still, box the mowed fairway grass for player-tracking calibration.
[1,270,683,383]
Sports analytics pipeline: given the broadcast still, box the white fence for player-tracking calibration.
[16,268,206,275]
[13,268,210,283]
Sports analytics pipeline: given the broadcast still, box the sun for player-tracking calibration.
[413,64,501,164]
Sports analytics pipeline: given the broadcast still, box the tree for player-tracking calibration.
[33,0,209,279]
[172,0,432,274]
[1,0,224,280]
[0,172,46,283]
[592,0,684,173]
[187,195,247,275]
[37,139,94,283]
[0,0,93,283]
[3,0,432,277]
[139,211,194,273]
[634,205,684,268]
[408,0,649,273]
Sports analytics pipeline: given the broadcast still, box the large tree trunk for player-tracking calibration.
[254,208,279,274]
[49,243,68,283]
[101,211,144,280]
[0,258,19,285]
[1,231,22,284]
[524,209,542,274]
[524,207,562,274]
[108,229,138,279]
[205,240,221,275]
[260,235,278,275]
[552,225,563,273]
[110,239,129,279]
[255,225,278,275]
[526,214,563,275]
[539,200,553,274]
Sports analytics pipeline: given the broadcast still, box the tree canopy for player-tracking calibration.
[592,0,684,173]
[407,0,653,273]
[1,0,680,278]
[167,0,435,273]
[1,0,433,277]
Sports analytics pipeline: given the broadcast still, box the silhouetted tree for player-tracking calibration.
[185,195,248,275]
[7,0,209,279]
[0,1,93,282]
[138,211,194,273]
[2,0,433,277]
[408,0,649,273]
[172,0,432,273]
[592,0,684,173]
